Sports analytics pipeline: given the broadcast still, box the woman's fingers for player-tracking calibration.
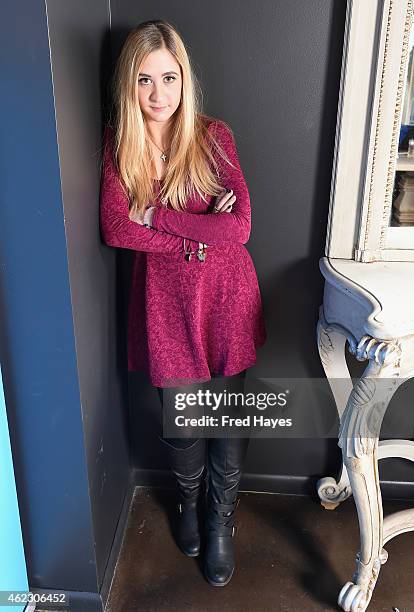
[214,201,235,213]
[213,189,228,212]
[214,190,236,212]
[220,195,236,212]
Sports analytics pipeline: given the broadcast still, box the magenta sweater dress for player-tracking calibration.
[100,117,267,388]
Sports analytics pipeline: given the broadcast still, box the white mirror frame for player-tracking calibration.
[326,0,414,262]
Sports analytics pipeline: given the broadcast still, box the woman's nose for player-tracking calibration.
[150,82,166,101]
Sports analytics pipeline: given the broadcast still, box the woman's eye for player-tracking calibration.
[138,76,176,85]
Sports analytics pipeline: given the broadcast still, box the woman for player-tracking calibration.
[99,19,267,587]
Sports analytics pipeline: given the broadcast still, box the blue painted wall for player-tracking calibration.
[0,0,97,594]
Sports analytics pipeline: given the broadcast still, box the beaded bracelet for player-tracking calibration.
[183,239,208,262]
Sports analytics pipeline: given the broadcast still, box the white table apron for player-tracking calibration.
[316,256,414,612]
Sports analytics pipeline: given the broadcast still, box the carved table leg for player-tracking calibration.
[336,336,405,612]
[316,307,356,509]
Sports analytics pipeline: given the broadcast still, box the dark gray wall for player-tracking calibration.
[45,0,130,590]
[111,0,349,482]
[112,0,414,488]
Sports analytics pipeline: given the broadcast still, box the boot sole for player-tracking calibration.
[204,566,234,586]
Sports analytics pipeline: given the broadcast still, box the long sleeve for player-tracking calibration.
[150,120,251,245]
[99,126,199,254]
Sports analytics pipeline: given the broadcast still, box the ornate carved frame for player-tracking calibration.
[326,0,414,262]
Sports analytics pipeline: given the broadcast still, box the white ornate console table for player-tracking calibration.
[315,1,414,609]
[316,257,414,611]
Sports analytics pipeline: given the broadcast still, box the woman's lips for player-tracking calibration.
[151,106,167,112]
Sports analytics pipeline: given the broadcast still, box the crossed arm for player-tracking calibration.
[100,121,251,252]
[150,120,252,246]
[99,126,199,254]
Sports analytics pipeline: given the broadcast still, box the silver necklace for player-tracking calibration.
[148,136,170,163]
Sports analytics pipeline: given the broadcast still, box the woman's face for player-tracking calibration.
[137,48,182,125]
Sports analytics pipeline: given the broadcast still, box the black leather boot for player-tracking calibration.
[159,437,206,557]
[204,436,250,586]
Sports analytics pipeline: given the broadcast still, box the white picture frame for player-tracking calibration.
[326,0,414,262]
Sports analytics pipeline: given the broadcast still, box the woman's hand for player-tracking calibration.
[213,188,236,213]
[130,206,156,226]
[130,209,145,224]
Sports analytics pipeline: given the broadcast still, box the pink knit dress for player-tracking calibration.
[100,117,267,388]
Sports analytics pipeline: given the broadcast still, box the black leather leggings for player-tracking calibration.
[155,370,247,449]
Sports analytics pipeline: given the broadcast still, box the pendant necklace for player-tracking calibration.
[149,136,170,163]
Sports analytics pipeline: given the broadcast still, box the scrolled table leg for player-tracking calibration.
[316,307,356,508]
[337,335,404,612]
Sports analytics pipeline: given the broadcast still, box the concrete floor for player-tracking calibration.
[105,487,414,612]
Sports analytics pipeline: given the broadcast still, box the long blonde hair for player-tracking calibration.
[109,19,235,216]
